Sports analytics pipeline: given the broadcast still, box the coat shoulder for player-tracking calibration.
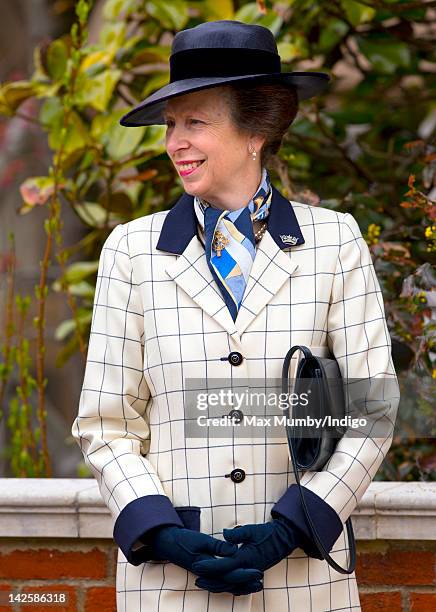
[289,201,359,245]
[121,210,169,235]
[289,200,348,225]
[115,210,172,261]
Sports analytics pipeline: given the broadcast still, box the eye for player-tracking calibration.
[164,117,203,128]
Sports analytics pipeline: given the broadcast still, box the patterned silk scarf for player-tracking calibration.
[194,167,272,321]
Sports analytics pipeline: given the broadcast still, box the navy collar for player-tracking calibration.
[156,184,305,254]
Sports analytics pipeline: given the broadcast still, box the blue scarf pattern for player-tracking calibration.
[194,168,272,321]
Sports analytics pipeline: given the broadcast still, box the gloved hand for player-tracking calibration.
[192,516,298,577]
[150,525,264,596]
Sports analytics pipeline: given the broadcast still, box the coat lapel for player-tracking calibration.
[164,235,239,338]
[235,230,299,335]
[157,185,304,338]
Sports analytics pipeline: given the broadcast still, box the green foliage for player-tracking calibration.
[0,0,434,479]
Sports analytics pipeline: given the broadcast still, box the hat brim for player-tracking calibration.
[119,71,330,127]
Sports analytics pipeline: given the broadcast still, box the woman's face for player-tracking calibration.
[164,87,264,209]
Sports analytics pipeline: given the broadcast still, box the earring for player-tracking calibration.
[249,146,257,161]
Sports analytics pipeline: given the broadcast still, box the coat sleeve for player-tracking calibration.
[271,212,400,558]
[71,223,183,566]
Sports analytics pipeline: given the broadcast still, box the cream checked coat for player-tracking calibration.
[72,185,400,612]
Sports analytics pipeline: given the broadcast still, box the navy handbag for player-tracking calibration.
[282,345,356,574]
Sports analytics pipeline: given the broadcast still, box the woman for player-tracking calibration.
[72,20,399,611]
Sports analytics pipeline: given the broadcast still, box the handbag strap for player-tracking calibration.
[282,345,357,575]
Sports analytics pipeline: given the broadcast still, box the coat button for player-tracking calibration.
[226,468,246,483]
[229,409,243,423]
[228,352,243,366]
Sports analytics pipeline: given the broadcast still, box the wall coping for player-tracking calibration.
[0,479,435,541]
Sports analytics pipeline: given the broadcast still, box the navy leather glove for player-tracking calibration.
[150,525,264,596]
[192,516,298,576]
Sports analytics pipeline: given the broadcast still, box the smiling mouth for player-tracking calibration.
[178,160,205,176]
[178,160,205,172]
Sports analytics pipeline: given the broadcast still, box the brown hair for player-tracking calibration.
[222,80,299,166]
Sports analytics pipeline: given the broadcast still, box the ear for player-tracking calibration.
[249,134,266,154]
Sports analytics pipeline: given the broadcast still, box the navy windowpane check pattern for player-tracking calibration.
[72,185,399,611]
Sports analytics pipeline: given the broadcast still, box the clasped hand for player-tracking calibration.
[193,517,298,586]
[150,525,263,596]
[150,517,297,596]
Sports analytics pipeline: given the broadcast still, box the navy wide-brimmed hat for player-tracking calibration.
[120,20,330,127]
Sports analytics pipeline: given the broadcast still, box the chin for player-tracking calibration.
[183,186,200,197]
[183,183,206,199]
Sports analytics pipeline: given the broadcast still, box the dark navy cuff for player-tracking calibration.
[271,484,343,560]
[113,494,184,566]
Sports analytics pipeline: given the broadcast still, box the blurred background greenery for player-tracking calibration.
[0,0,434,479]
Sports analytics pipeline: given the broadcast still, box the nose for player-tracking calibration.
[165,125,190,158]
